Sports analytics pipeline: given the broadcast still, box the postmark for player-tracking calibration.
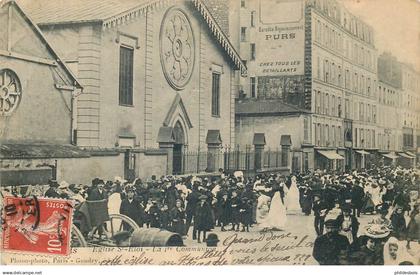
[2,196,74,256]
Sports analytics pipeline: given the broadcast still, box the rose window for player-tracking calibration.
[160,8,195,90]
[0,69,22,116]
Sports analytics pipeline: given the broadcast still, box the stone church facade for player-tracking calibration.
[14,0,246,183]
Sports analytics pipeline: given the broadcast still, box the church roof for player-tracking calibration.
[18,0,247,74]
[18,0,149,25]
[1,0,83,90]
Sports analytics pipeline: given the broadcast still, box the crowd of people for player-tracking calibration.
[1,165,419,265]
[306,166,420,265]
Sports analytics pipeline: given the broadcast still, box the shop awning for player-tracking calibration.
[382,152,399,159]
[356,150,370,155]
[0,167,52,186]
[405,151,416,158]
[398,152,415,159]
[317,150,344,160]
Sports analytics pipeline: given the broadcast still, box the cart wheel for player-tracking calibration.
[90,214,140,246]
[71,224,87,247]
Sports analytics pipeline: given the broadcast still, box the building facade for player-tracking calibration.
[0,0,85,187]
[19,0,246,183]
[400,62,420,158]
[376,52,420,167]
[233,0,380,172]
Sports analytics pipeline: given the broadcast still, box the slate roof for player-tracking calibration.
[18,0,247,74]
[18,0,150,25]
[235,99,310,116]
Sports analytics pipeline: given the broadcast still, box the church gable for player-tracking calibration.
[163,93,193,129]
[1,1,51,61]
[0,1,80,88]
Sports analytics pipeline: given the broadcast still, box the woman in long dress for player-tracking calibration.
[260,191,287,230]
[285,176,301,213]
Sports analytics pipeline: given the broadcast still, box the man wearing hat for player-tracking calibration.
[185,182,201,239]
[229,190,241,231]
[120,185,144,228]
[336,204,359,244]
[44,179,60,198]
[206,233,219,247]
[312,192,329,236]
[217,191,231,231]
[312,219,350,265]
[351,180,365,218]
[194,195,213,243]
[88,178,108,201]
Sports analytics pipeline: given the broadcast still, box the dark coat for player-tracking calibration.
[339,187,352,205]
[240,200,253,226]
[394,192,410,211]
[194,201,214,231]
[348,246,384,265]
[87,187,108,201]
[390,212,406,239]
[362,193,375,212]
[148,204,161,228]
[406,207,420,241]
[135,187,149,205]
[165,186,179,209]
[229,196,241,223]
[119,198,144,227]
[313,200,329,217]
[336,214,359,241]
[218,197,231,225]
[301,188,313,215]
[186,190,200,216]
[382,189,396,204]
[169,207,185,235]
[351,185,365,208]
[313,232,350,265]
[44,187,60,198]
[159,209,171,230]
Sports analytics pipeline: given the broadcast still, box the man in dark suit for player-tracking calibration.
[86,178,108,238]
[120,185,144,228]
[312,193,329,236]
[185,182,201,239]
[44,179,60,198]
[313,219,350,265]
[351,180,365,217]
[87,179,108,201]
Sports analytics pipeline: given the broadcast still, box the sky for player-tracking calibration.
[340,0,420,71]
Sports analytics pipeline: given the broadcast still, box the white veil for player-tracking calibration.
[383,237,415,265]
[260,191,287,230]
[285,176,301,212]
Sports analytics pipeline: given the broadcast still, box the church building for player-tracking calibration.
[19,0,246,183]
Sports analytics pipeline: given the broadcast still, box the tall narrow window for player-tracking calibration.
[304,117,309,143]
[211,72,221,116]
[241,27,247,42]
[324,60,329,82]
[250,77,256,98]
[250,43,256,60]
[119,46,134,106]
[251,11,256,27]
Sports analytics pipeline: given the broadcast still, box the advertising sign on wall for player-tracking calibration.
[256,0,305,76]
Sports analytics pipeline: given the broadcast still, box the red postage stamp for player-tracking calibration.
[2,196,74,256]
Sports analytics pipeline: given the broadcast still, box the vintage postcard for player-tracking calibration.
[0,0,419,269]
